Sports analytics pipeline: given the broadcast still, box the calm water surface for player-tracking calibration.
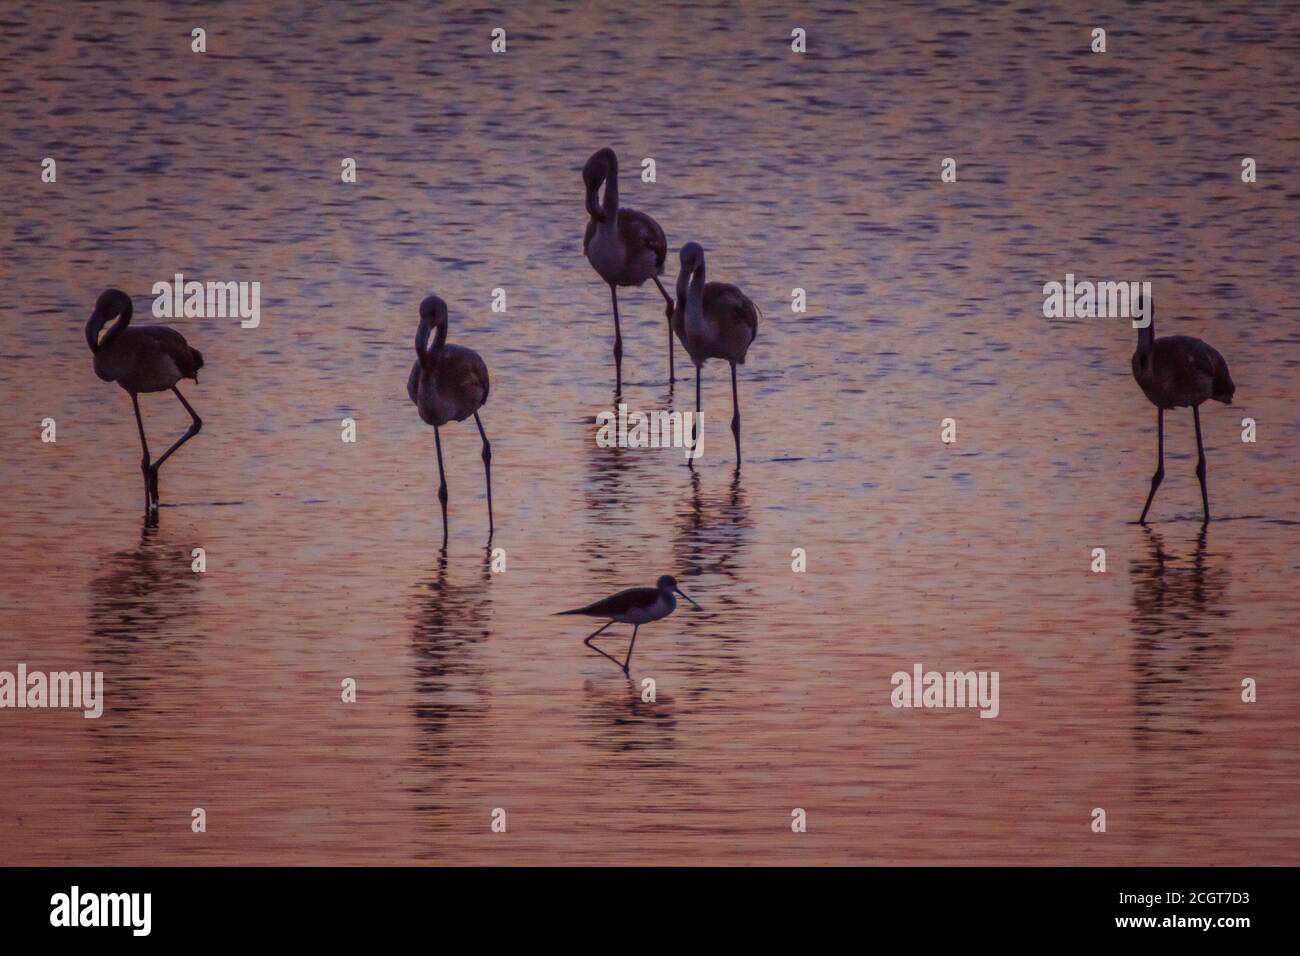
[1,1,1299,864]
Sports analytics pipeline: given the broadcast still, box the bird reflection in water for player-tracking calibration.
[406,547,494,849]
[87,523,205,719]
[673,468,752,586]
[1128,526,1233,759]
[580,412,661,581]
[667,469,753,681]
[409,547,493,743]
[580,677,679,761]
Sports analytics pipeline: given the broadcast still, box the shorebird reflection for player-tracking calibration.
[581,678,679,759]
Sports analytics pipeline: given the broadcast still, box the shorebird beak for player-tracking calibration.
[675,588,700,609]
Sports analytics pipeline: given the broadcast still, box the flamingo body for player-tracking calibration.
[583,208,667,288]
[93,325,204,392]
[1131,334,1234,410]
[671,281,758,367]
[407,344,489,427]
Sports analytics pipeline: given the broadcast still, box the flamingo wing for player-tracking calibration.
[136,326,204,380]
[618,208,667,272]
[705,283,759,343]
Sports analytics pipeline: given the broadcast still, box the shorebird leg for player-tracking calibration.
[730,360,741,467]
[1138,407,1164,525]
[130,393,152,513]
[434,424,449,546]
[583,621,624,669]
[1193,404,1210,523]
[653,277,674,387]
[609,284,623,394]
[148,386,203,508]
[475,412,493,538]
[622,624,640,674]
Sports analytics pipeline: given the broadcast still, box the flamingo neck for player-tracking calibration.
[416,309,447,372]
[600,165,619,220]
[1136,310,1155,363]
[106,312,130,346]
[685,263,706,335]
[87,296,132,353]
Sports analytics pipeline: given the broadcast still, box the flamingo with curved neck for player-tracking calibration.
[84,287,205,519]
[582,147,675,392]
[671,242,759,469]
[407,294,493,545]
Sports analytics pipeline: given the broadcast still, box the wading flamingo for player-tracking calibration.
[407,294,493,545]
[1132,292,1235,524]
[671,242,759,468]
[582,147,674,392]
[84,288,204,518]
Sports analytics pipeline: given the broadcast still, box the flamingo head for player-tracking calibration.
[679,242,705,276]
[85,288,131,353]
[583,148,617,220]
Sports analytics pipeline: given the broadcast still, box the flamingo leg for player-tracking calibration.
[622,624,640,674]
[653,277,674,387]
[130,393,152,513]
[690,364,702,470]
[610,283,623,394]
[434,425,449,546]
[730,360,741,468]
[1193,404,1210,523]
[1138,407,1164,525]
[475,411,493,537]
[583,621,624,669]
[147,387,203,507]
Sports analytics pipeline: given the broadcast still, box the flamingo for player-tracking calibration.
[558,575,699,674]
[670,242,759,468]
[407,294,493,545]
[582,147,674,392]
[1132,292,1235,524]
[84,288,204,518]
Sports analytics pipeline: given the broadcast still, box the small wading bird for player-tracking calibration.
[582,147,675,392]
[671,242,759,468]
[559,575,699,674]
[1131,293,1235,524]
[407,294,493,545]
[84,288,204,518]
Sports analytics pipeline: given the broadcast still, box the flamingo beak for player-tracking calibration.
[675,588,699,609]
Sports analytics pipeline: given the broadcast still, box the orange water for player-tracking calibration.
[1,0,1298,864]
